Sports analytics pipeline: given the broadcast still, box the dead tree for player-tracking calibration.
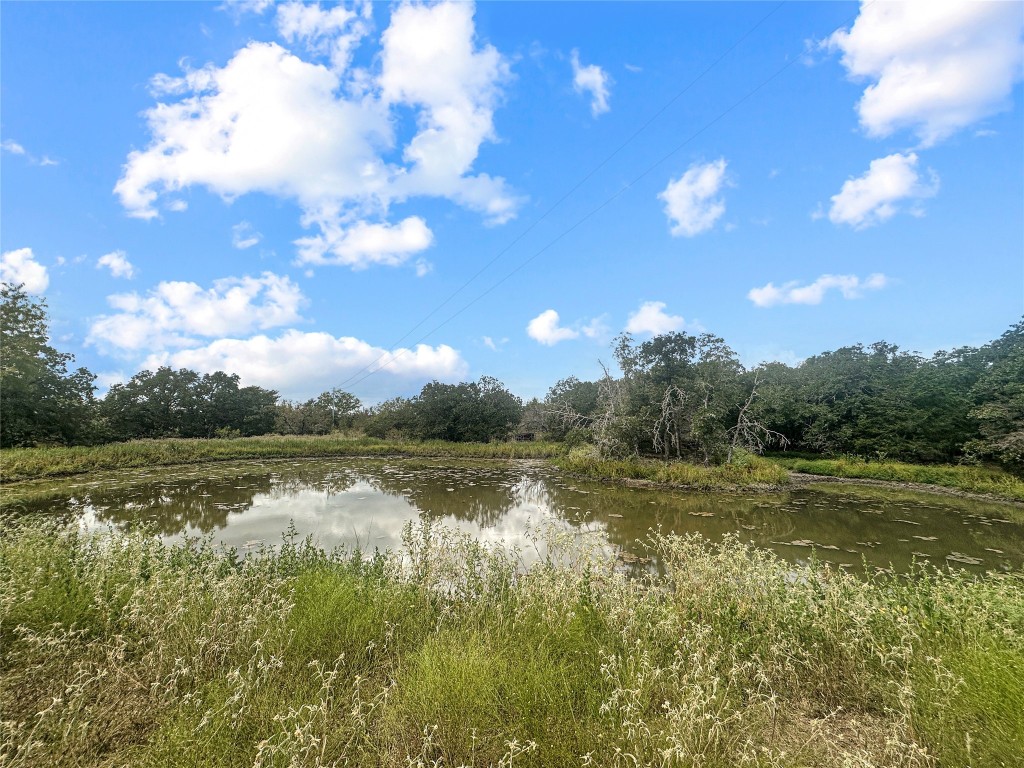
[726,371,790,463]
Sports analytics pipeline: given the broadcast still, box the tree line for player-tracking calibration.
[2,284,1021,471]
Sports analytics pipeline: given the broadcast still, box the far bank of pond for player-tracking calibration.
[5,456,1023,574]
[3,436,1023,502]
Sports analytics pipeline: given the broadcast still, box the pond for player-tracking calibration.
[12,457,1024,573]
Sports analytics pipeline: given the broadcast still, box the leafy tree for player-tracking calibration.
[101,367,277,440]
[543,376,601,440]
[275,389,361,435]
[363,397,416,439]
[314,388,361,432]
[596,332,744,462]
[412,377,523,442]
[0,285,97,447]
[965,319,1024,470]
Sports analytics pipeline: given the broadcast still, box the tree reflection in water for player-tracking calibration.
[19,457,1024,573]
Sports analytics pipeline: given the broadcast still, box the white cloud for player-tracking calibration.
[571,49,611,116]
[827,1,1024,146]
[116,2,520,269]
[143,331,468,398]
[219,0,274,18]
[294,216,433,269]
[624,301,685,336]
[581,315,609,339]
[379,1,519,224]
[828,152,938,229]
[96,250,135,279]
[527,309,579,346]
[1,248,49,294]
[232,221,262,250]
[94,371,128,393]
[748,273,888,308]
[659,159,728,237]
[275,0,371,72]
[2,138,58,166]
[115,42,391,220]
[88,272,306,352]
[482,335,497,351]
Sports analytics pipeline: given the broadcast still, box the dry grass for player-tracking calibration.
[2,516,1021,767]
[554,447,791,490]
[0,436,566,484]
[768,456,1024,503]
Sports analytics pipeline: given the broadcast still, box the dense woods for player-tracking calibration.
[2,285,1021,472]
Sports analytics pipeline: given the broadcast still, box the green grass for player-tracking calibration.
[554,449,791,490]
[767,455,1024,502]
[0,435,566,484]
[3,517,1021,767]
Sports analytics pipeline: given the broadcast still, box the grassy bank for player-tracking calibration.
[554,450,791,490]
[768,456,1024,502]
[0,436,565,484]
[2,518,1022,767]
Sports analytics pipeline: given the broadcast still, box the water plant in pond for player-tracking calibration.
[2,516,1022,767]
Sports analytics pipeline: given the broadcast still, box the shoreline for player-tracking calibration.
[2,437,1022,505]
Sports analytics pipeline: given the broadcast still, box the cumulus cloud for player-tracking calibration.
[1,248,49,294]
[88,272,306,352]
[116,2,519,269]
[294,216,433,268]
[827,1,1024,146]
[96,250,135,279]
[143,331,468,398]
[624,301,685,336]
[527,309,579,346]
[828,152,938,229]
[571,49,611,116]
[232,221,262,250]
[275,0,371,72]
[379,1,520,224]
[659,159,728,237]
[117,42,391,219]
[748,273,888,308]
[2,139,26,155]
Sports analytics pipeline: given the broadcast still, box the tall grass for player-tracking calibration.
[5,516,1020,767]
[0,436,566,484]
[769,456,1024,502]
[554,448,791,490]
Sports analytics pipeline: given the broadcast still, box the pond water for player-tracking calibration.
[15,457,1024,574]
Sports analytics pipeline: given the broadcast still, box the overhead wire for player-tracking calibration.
[342,1,868,392]
[332,1,787,389]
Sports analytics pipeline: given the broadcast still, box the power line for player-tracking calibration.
[332,1,787,390]
[345,1,869,392]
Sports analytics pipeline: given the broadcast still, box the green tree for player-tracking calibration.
[598,331,744,462]
[0,285,97,447]
[543,376,601,440]
[313,388,361,432]
[411,377,523,442]
[965,319,1024,470]
[101,367,277,440]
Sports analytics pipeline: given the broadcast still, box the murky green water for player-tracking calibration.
[12,457,1024,573]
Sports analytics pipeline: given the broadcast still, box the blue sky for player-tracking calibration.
[2,1,1022,403]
